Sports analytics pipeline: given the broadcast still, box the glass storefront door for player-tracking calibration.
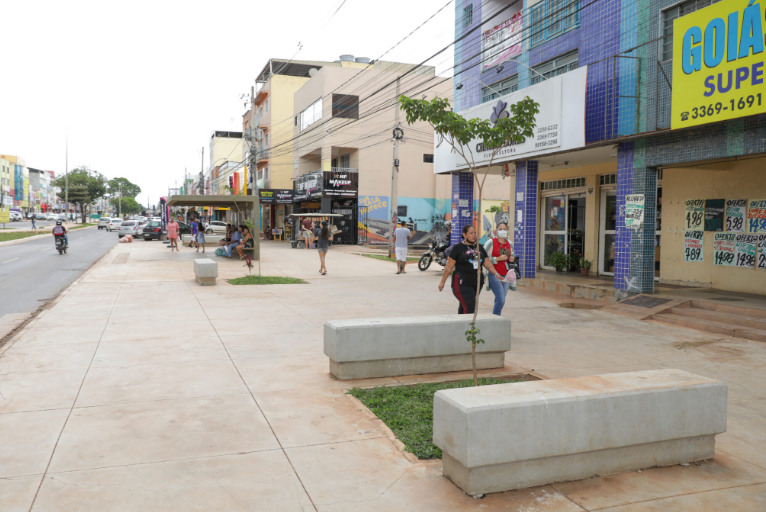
[541,195,567,269]
[598,191,617,275]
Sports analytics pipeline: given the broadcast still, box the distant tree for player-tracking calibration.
[108,177,141,198]
[52,166,107,223]
[110,196,142,215]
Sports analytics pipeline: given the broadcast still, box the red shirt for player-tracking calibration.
[490,238,512,276]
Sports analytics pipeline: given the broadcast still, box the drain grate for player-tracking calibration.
[710,297,745,301]
[620,296,673,308]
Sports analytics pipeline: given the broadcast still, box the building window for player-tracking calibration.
[294,116,298,126]
[340,153,351,169]
[482,75,518,103]
[530,0,580,47]
[265,99,269,112]
[531,51,579,85]
[661,0,720,62]
[332,94,359,119]
[264,132,269,147]
[423,154,434,163]
[300,98,323,131]
[540,177,586,191]
[599,173,617,185]
[463,4,473,27]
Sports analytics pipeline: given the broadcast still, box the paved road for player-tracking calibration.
[0,228,116,316]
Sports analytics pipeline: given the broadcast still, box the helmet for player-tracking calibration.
[56,220,62,225]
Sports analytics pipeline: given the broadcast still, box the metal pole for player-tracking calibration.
[251,85,261,261]
[65,134,69,223]
[118,183,122,218]
[388,78,401,259]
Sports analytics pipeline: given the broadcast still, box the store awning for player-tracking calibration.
[166,195,259,210]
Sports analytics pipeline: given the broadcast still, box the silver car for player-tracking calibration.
[117,220,141,238]
[107,219,123,232]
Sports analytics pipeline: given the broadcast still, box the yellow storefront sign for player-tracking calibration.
[0,207,9,223]
[672,0,766,129]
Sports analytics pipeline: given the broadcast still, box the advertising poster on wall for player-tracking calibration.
[684,199,705,230]
[624,194,645,230]
[482,12,523,72]
[684,231,704,262]
[713,233,736,266]
[735,234,758,268]
[726,199,747,232]
[704,199,725,231]
[747,199,766,233]
[358,195,450,245]
[758,235,766,269]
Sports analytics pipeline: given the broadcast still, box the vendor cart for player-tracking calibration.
[288,213,343,249]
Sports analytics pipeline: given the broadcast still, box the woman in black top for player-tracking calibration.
[438,225,501,314]
[314,220,333,275]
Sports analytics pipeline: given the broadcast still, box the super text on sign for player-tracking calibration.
[672,0,766,129]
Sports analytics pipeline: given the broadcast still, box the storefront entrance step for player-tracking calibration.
[652,313,766,342]
[518,278,619,303]
[670,307,766,330]
[689,300,766,319]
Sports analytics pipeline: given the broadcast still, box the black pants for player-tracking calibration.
[451,273,478,314]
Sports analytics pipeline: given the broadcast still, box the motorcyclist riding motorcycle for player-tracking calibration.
[52,220,68,248]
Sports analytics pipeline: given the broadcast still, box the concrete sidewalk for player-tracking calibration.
[1,240,764,511]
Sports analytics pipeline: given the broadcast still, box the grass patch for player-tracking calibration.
[362,253,420,263]
[0,231,40,242]
[69,223,96,230]
[228,275,307,285]
[348,378,522,459]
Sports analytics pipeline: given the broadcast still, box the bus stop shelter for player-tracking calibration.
[167,195,261,259]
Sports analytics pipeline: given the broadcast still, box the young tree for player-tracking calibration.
[52,167,107,223]
[110,196,142,215]
[399,95,539,385]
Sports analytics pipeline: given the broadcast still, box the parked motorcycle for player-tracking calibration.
[55,234,67,255]
[418,239,450,271]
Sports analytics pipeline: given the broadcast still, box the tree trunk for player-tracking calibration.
[471,342,477,386]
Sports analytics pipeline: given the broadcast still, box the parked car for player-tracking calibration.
[206,220,227,235]
[107,219,123,231]
[141,220,164,241]
[10,211,23,222]
[35,213,46,220]
[117,220,142,239]
[46,214,58,221]
[97,217,111,230]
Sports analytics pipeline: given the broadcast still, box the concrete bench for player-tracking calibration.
[324,314,511,380]
[193,258,218,286]
[433,369,727,495]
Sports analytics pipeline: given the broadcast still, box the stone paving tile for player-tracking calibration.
[50,395,279,473]
[35,451,312,512]
[716,398,766,470]
[0,342,98,374]
[90,336,229,367]
[0,368,84,413]
[224,331,324,360]
[0,475,43,512]
[553,451,766,510]
[0,409,69,478]
[595,482,766,511]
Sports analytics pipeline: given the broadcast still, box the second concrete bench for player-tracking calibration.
[324,314,511,380]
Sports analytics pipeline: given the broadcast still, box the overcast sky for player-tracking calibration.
[1,0,455,208]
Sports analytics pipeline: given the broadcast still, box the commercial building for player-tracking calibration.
[290,56,453,244]
[443,0,766,296]
[0,154,29,212]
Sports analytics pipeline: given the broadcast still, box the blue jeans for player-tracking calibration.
[224,241,239,257]
[487,273,513,316]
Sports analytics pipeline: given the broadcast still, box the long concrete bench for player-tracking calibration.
[434,369,727,495]
[324,314,511,380]
[193,258,218,286]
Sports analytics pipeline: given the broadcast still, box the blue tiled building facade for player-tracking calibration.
[449,0,766,294]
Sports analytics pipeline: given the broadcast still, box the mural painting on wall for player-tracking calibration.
[478,200,511,245]
[358,195,450,245]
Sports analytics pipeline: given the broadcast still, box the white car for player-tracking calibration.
[97,217,111,230]
[46,214,58,221]
[206,220,228,234]
[10,211,23,222]
[107,219,123,231]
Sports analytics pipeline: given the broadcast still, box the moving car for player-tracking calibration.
[141,220,164,241]
[35,213,46,220]
[97,217,111,230]
[118,220,142,239]
[107,219,123,231]
[46,214,58,221]
[10,211,23,222]
[206,220,227,235]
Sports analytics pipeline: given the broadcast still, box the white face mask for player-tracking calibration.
[497,230,508,238]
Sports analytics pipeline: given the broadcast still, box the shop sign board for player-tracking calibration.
[482,12,523,72]
[684,199,705,230]
[758,234,766,269]
[434,67,587,173]
[322,170,358,198]
[684,231,704,262]
[704,199,725,231]
[0,207,8,223]
[713,233,736,266]
[726,199,747,231]
[747,198,766,232]
[259,189,294,205]
[624,194,645,230]
[735,234,758,267]
[672,0,766,129]
[294,172,323,202]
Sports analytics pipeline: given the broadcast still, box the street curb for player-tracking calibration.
[0,225,97,248]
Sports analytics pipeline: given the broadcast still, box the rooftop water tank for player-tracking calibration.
[339,54,355,62]
[355,57,371,64]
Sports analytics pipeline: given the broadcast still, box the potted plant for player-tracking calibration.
[580,257,592,276]
[549,251,568,272]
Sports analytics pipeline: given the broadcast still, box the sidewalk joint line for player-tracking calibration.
[587,481,766,510]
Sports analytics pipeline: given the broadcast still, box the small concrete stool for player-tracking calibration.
[193,258,218,286]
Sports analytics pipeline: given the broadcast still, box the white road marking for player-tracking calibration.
[2,258,19,264]
[40,248,51,252]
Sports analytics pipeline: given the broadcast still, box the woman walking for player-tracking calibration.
[438,225,501,314]
[314,220,332,275]
[235,225,254,260]
[483,222,515,316]
[196,218,206,253]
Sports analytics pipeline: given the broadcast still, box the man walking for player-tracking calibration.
[190,217,199,249]
[301,217,313,249]
[393,220,412,274]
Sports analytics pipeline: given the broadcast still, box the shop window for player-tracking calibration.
[540,177,585,191]
[463,4,473,28]
[530,0,580,47]
[661,0,720,62]
[423,154,434,163]
[332,94,359,119]
[482,75,518,103]
[531,51,579,85]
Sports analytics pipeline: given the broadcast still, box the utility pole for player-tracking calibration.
[251,85,261,263]
[200,147,204,195]
[65,134,69,224]
[118,182,122,218]
[388,78,401,259]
